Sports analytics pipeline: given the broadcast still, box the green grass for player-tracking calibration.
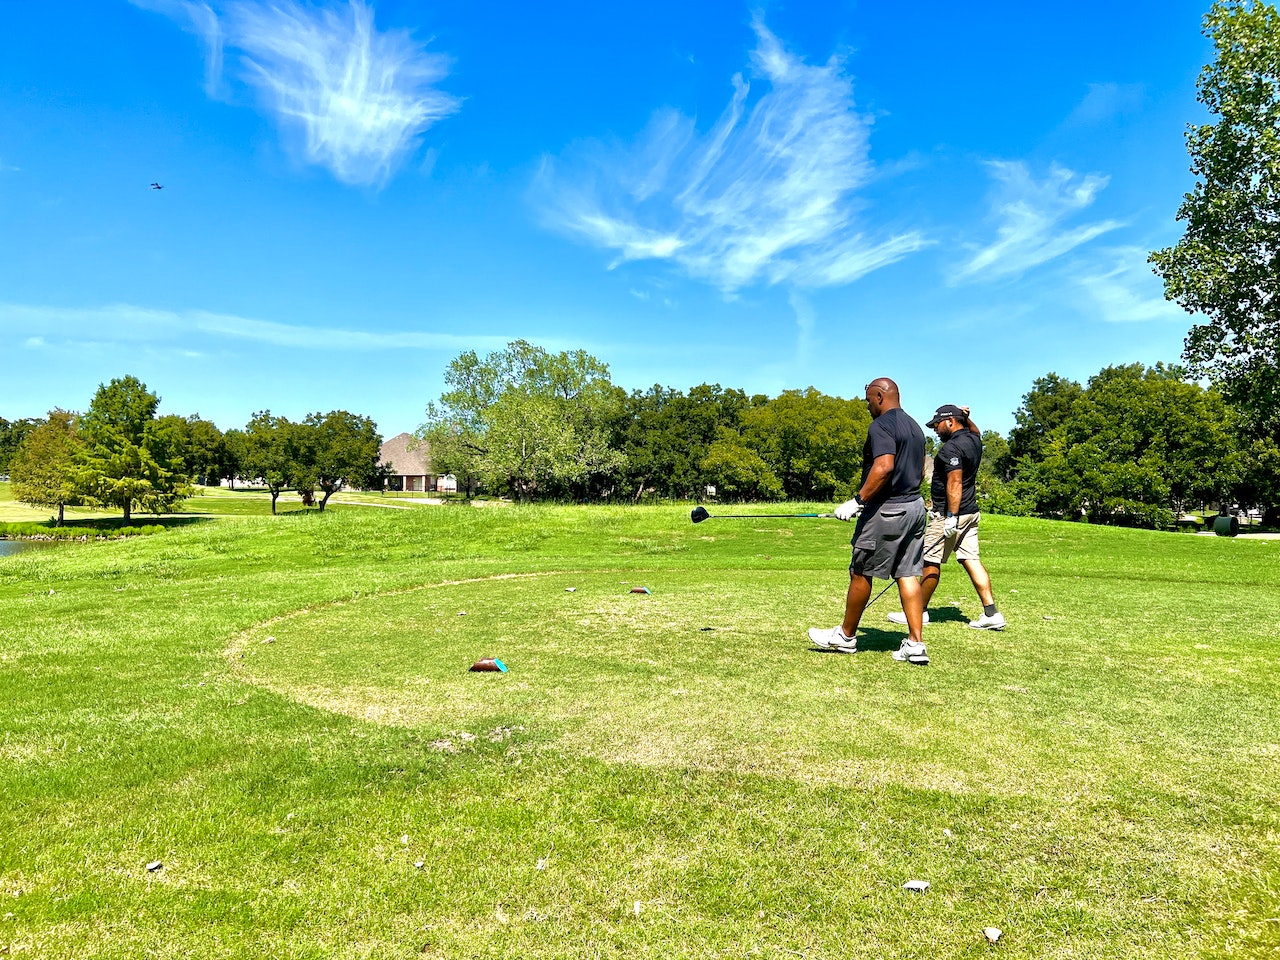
[2,505,1278,958]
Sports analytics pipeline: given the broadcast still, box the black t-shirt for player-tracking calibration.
[930,429,982,514]
[861,407,925,506]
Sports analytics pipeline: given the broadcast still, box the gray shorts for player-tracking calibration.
[849,498,927,581]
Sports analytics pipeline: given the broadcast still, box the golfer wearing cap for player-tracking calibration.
[887,404,1006,631]
[808,377,930,664]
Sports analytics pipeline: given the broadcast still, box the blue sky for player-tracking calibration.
[1,0,1212,436]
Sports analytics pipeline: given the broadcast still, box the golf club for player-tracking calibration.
[690,506,835,523]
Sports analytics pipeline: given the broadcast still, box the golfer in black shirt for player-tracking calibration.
[887,404,1006,631]
[808,378,930,664]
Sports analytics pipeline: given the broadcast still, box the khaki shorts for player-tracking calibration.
[923,511,981,565]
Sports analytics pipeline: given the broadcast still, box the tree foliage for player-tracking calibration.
[1008,364,1238,527]
[609,384,756,501]
[741,388,869,500]
[0,417,44,475]
[419,341,624,501]
[240,412,298,514]
[298,411,383,510]
[77,376,190,522]
[1150,0,1280,441]
[9,411,84,525]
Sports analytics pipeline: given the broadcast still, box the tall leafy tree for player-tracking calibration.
[239,412,297,515]
[1150,0,1280,442]
[1006,373,1085,472]
[740,388,869,500]
[609,384,754,501]
[419,341,624,501]
[77,375,190,522]
[150,415,230,486]
[1,417,44,475]
[9,411,84,525]
[1010,364,1238,527]
[297,411,383,511]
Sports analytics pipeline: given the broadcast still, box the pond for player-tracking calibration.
[0,540,58,558]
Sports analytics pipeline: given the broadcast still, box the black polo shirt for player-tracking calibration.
[931,429,982,515]
[862,407,925,506]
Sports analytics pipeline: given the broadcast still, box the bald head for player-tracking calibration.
[864,377,901,418]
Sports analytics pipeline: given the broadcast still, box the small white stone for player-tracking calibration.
[943,828,952,837]
[902,880,929,893]
[145,861,163,873]
[414,861,425,869]
[565,587,576,592]
[984,927,1002,943]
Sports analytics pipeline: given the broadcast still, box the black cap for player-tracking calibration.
[926,404,968,428]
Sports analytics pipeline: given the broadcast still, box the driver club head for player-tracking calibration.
[690,506,710,524]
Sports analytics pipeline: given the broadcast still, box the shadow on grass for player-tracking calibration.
[926,606,971,625]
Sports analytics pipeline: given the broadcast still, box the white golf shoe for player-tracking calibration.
[968,612,1007,631]
[887,610,930,626]
[808,625,857,653]
[891,639,930,665]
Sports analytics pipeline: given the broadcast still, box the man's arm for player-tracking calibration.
[858,454,895,504]
[946,468,963,514]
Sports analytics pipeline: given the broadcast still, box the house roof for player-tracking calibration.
[379,432,433,476]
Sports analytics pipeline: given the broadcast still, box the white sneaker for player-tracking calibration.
[808,625,857,653]
[887,610,930,626]
[968,612,1007,631]
[891,639,929,665]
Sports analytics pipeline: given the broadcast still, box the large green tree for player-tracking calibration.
[740,388,869,500]
[150,414,231,486]
[1,417,44,475]
[1150,0,1280,442]
[420,341,624,502]
[9,411,84,525]
[1010,364,1238,527]
[77,376,190,522]
[297,411,383,511]
[608,384,756,501]
[239,412,298,515]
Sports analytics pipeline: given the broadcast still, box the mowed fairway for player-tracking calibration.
[2,505,1278,958]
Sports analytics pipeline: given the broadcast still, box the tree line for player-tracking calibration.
[2,376,383,523]
[413,341,1277,528]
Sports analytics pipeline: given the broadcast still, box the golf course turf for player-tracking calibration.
[2,502,1278,957]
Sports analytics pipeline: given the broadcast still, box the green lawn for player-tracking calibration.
[2,505,1277,957]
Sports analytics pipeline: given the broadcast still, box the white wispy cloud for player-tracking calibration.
[1076,247,1186,323]
[534,17,928,294]
[132,0,459,186]
[1064,82,1145,127]
[953,161,1122,283]
[0,302,510,352]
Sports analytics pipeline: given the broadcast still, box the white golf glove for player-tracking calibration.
[943,513,959,538]
[834,498,864,522]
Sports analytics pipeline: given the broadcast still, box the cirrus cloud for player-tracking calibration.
[533,17,928,295]
[132,0,460,187]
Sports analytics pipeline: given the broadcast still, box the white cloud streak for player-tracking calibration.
[1076,247,1186,323]
[953,161,1122,283]
[132,0,459,186]
[534,18,928,293]
[0,302,511,352]
[1064,82,1145,127]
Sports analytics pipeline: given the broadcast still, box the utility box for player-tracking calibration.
[1213,514,1239,537]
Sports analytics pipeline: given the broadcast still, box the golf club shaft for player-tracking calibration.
[700,513,836,519]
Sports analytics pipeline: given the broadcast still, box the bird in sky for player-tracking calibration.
[150,182,163,190]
